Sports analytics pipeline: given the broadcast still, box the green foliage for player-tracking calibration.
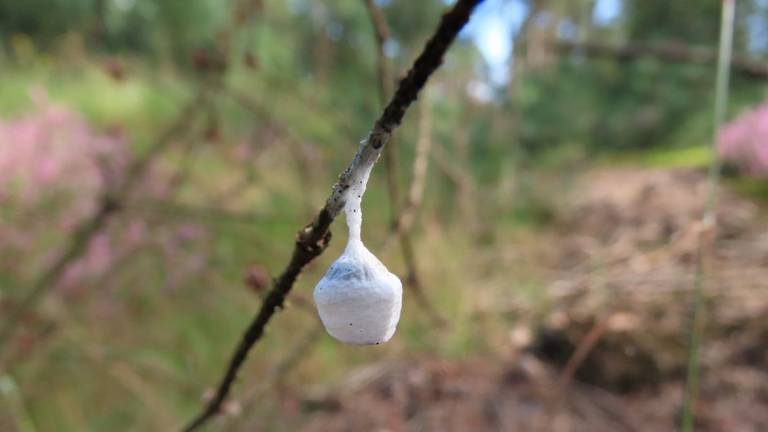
[2,0,768,429]
[626,0,722,45]
[0,0,231,62]
[0,0,96,43]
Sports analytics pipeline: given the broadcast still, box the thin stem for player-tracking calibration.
[181,2,481,430]
[364,0,402,236]
[397,97,445,326]
[401,95,434,234]
[556,313,613,391]
[555,38,768,79]
[681,1,734,431]
[364,0,445,326]
[704,1,734,218]
[0,97,203,363]
[225,324,322,430]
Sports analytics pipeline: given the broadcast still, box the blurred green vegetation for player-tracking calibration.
[1,0,768,430]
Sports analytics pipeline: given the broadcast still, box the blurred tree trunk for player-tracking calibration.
[555,39,768,79]
[499,1,546,209]
[507,0,545,100]
[91,0,107,48]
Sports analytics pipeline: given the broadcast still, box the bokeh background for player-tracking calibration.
[1,0,768,430]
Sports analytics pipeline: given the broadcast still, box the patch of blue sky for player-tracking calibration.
[461,0,527,85]
[593,0,622,26]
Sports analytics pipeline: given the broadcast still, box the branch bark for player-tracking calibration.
[400,93,434,241]
[225,324,322,429]
[182,1,480,430]
[364,0,402,235]
[364,0,445,326]
[556,39,768,78]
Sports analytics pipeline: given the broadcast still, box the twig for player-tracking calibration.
[225,324,322,431]
[223,87,321,216]
[382,92,435,250]
[0,0,270,360]
[431,138,476,198]
[555,37,768,78]
[394,98,446,326]
[363,0,402,223]
[364,0,445,327]
[0,97,203,362]
[0,0,261,374]
[556,313,613,390]
[681,2,734,430]
[400,96,434,237]
[182,1,481,430]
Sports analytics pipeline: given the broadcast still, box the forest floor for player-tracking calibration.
[285,167,768,432]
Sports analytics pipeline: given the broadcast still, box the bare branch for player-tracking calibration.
[364,0,403,238]
[364,0,445,327]
[556,39,768,79]
[0,97,203,362]
[182,1,481,430]
[396,97,445,326]
[225,324,322,429]
[387,93,435,245]
[364,0,394,99]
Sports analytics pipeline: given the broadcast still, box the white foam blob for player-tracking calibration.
[313,155,403,345]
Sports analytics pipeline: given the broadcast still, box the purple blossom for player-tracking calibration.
[0,88,126,208]
[1,89,209,296]
[718,103,768,176]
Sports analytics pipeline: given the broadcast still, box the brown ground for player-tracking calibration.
[288,168,768,432]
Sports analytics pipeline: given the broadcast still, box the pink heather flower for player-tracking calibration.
[718,102,768,176]
[2,88,209,296]
[0,88,128,204]
[125,220,148,246]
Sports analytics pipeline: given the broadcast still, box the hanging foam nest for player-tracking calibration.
[314,149,403,345]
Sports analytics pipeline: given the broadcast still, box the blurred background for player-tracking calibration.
[1,0,768,430]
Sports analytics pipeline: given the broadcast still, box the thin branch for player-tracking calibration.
[556,313,613,391]
[0,0,270,359]
[402,96,433,233]
[555,38,768,78]
[364,0,445,327]
[431,137,476,199]
[400,97,445,325]
[225,324,322,430]
[223,87,322,216]
[681,1,734,430]
[364,0,399,243]
[0,97,203,362]
[382,92,435,250]
[542,311,616,432]
[364,0,403,239]
[182,1,481,429]
[364,0,394,108]
[0,0,261,375]
[388,96,445,326]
